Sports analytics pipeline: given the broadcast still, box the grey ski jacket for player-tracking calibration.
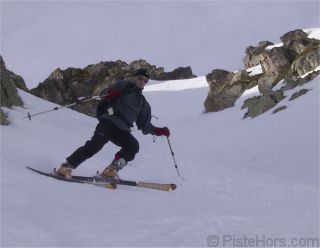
[97,80,156,135]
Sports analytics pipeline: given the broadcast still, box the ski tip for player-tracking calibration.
[170,184,177,191]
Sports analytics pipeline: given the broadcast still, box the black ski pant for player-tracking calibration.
[66,120,139,168]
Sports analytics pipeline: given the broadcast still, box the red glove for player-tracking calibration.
[154,127,170,137]
[101,88,122,100]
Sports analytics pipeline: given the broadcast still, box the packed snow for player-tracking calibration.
[247,64,263,76]
[1,71,319,246]
[301,65,320,79]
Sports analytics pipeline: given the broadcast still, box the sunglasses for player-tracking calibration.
[137,75,149,84]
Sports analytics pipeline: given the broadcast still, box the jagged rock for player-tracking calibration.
[12,74,28,91]
[205,69,234,112]
[272,105,287,114]
[258,47,297,93]
[205,28,319,118]
[231,70,250,84]
[231,69,259,90]
[204,87,241,112]
[289,89,310,101]
[0,55,4,71]
[30,59,196,117]
[242,90,285,118]
[153,66,195,80]
[278,29,320,82]
[204,69,258,112]
[260,47,297,76]
[280,29,308,42]
[0,108,9,125]
[0,55,24,125]
[30,67,100,116]
[290,44,320,78]
[206,69,234,93]
[282,69,320,91]
[280,29,320,54]
[0,56,24,108]
[243,41,274,69]
[257,75,275,94]
[0,56,28,91]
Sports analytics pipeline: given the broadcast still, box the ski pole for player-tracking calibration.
[166,137,181,177]
[23,93,110,120]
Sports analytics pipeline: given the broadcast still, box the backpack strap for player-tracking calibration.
[96,80,132,121]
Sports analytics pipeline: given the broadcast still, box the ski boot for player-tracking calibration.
[55,162,73,178]
[99,157,127,189]
[100,156,127,180]
[100,163,121,180]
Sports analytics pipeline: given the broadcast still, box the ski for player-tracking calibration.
[26,166,177,191]
[26,166,116,189]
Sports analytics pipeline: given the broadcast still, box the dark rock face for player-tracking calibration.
[204,69,236,112]
[289,89,310,101]
[258,47,298,94]
[241,91,285,118]
[282,70,320,91]
[0,108,9,125]
[280,29,319,54]
[204,68,261,112]
[290,44,320,78]
[30,67,101,116]
[243,41,274,69]
[30,59,196,117]
[153,66,195,80]
[0,55,24,125]
[272,105,287,114]
[0,56,28,92]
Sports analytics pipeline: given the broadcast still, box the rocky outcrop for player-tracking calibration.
[204,69,235,112]
[272,105,287,114]
[243,41,274,69]
[258,47,297,93]
[290,44,320,78]
[30,59,196,117]
[281,69,319,91]
[153,66,195,80]
[0,56,28,92]
[0,55,24,125]
[241,90,284,118]
[205,67,261,112]
[289,89,310,101]
[280,29,319,54]
[205,28,320,118]
[0,108,9,125]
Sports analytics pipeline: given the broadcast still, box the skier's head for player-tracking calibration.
[133,68,149,90]
[135,68,150,79]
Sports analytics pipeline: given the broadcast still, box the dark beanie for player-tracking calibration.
[135,68,150,79]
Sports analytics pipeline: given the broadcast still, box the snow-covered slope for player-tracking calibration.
[1,71,319,246]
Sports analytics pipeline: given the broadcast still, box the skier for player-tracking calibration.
[55,68,170,179]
